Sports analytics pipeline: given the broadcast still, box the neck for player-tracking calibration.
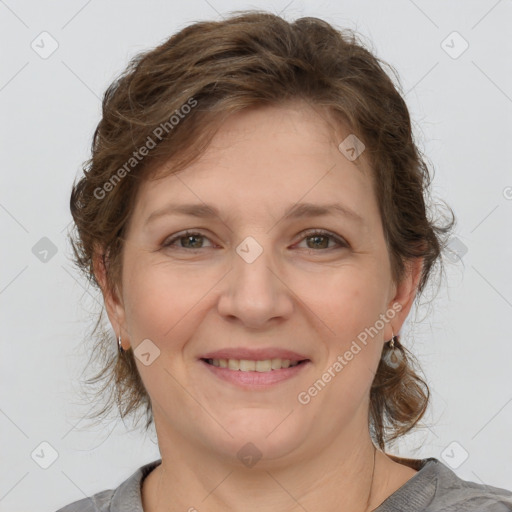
[143,427,389,512]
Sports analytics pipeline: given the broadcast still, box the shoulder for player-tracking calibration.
[427,458,512,512]
[377,456,512,512]
[54,489,114,512]
[54,459,162,512]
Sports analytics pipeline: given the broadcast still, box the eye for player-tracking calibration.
[161,229,348,252]
[295,229,348,251]
[162,230,214,250]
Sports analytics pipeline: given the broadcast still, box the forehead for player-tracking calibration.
[132,102,379,230]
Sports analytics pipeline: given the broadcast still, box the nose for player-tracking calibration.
[216,237,294,329]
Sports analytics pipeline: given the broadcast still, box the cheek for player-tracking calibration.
[122,255,222,352]
[122,258,187,343]
[294,264,389,338]
[303,266,388,387]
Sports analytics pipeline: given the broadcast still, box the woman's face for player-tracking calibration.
[103,102,419,465]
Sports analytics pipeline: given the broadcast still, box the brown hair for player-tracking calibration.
[69,10,455,451]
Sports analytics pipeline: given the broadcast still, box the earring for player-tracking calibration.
[383,331,401,368]
[118,334,124,354]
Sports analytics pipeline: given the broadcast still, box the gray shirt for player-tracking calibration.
[55,456,512,511]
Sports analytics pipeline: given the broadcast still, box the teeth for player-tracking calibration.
[208,358,301,372]
[240,359,256,371]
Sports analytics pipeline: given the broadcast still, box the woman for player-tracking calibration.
[57,11,512,512]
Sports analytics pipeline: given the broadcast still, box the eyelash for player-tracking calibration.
[161,229,348,252]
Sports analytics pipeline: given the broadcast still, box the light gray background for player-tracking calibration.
[1,1,511,510]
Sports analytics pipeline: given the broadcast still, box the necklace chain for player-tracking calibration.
[365,444,378,512]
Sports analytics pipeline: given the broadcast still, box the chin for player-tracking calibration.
[207,410,308,467]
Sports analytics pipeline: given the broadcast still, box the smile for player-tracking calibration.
[202,358,305,372]
[200,358,311,389]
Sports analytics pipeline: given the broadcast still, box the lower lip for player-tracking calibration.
[200,359,311,389]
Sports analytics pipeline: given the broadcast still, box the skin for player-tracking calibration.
[95,101,423,512]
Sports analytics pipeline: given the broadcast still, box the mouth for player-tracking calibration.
[199,357,312,389]
[201,357,310,372]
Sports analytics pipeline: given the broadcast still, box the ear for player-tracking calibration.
[385,257,423,341]
[92,248,129,350]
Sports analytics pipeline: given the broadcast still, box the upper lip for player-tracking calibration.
[200,347,310,361]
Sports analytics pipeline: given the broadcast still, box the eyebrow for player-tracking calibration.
[144,201,364,226]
